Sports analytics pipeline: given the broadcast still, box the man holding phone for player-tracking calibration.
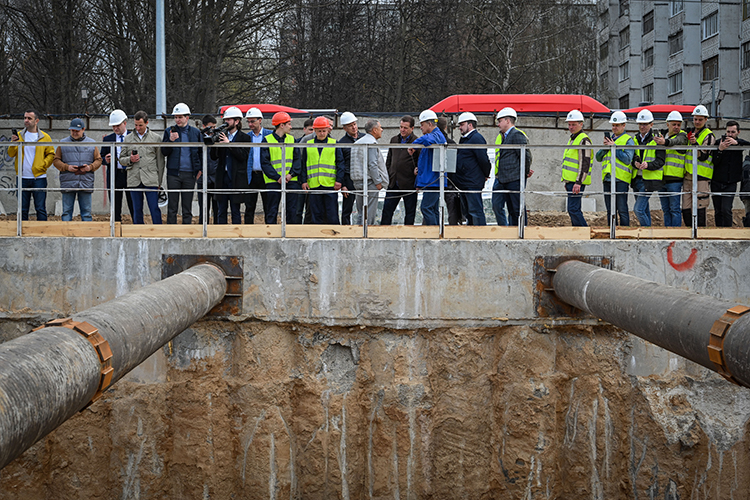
[596,111,634,226]
[161,103,202,224]
[119,111,165,224]
[682,105,715,227]
[8,110,55,220]
[101,109,133,222]
[53,118,102,221]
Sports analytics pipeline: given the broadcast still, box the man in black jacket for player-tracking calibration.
[711,121,749,227]
[381,116,419,225]
[211,107,252,224]
[102,109,133,222]
[161,102,202,224]
[455,112,491,225]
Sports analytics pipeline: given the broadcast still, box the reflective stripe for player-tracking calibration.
[638,138,662,181]
[305,138,337,188]
[265,134,297,183]
[663,130,686,178]
[601,133,634,183]
[561,132,591,185]
[685,127,714,179]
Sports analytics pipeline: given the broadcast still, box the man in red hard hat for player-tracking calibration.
[260,112,301,223]
[300,117,345,224]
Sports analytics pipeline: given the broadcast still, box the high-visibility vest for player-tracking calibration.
[685,127,714,180]
[663,130,686,179]
[601,133,634,183]
[495,128,528,176]
[305,137,337,188]
[636,136,662,181]
[264,133,297,184]
[560,132,591,185]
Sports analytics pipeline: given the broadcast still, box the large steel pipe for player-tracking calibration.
[0,263,226,470]
[553,260,750,388]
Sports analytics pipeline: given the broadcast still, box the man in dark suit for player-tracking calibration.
[102,109,133,222]
[492,107,532,226]
[211,106,252,224]
[455,112,491,225]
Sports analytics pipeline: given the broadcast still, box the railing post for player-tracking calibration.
[363,143,369,237]
[281,143,287,237]
[518,145,526,239]
[16,141,23,237]
[439,144,445,237]
[202,144,208,237]
[609,143,616,239]
[110,142,116,236]
[692,145,698,239]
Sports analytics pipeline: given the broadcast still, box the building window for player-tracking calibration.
[743,90,750,117]
[670,0,683,16]
[702,56,719,81]
[620,27,630,49]
[742,41,750,70]
[643,11,654,34]
[600,10,609,28]
[600,41,609,60]
[669,31,683,55]
[619,62,630,81]
[745,0,750,20]
[643,47,654,69]
[600,71,609,91]
[642,84,654,104]
[669,71,683,95]
[702,12,718,40]
[619,95,630,109]
[620,0,629,16]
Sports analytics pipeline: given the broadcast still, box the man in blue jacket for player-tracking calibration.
[455,112,491,225]
[161,102,201,224]
[409,110,447,225]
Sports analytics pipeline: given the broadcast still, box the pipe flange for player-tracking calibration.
[35,318,114,404]
[708,305,750,385]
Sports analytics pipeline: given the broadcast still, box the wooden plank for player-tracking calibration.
[591,227,693,239]
[120,225,202,238]
[443,225,518,239]
[523,226,590,240]
[285,224,363,238]
[368,225,440,239]
[0,221,16,236]
[698,228,750,240]
[207,225,282,238]
[20,221,117,237]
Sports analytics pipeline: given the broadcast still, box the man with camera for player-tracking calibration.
[118,111,164,224]
[710,121,749,227]
[101,109,133,222]
[161,103,202,224]
[211,106,252,224]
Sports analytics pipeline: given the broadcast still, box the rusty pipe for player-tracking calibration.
[0,263,226,470]
[552,260,750,388]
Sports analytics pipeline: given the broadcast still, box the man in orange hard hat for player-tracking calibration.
[300,116,345,224]
[260,112,301,223]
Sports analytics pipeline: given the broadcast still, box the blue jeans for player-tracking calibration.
[603,176,630,226]
[564,182,587,227]
[492,179,520,226]
[631,176,651,227]
[20,177,48,221]
[62,191,92,221]
[659,182,682,227]
[131,184,162,224]
[460,192,486,226]
[420,189,441,225]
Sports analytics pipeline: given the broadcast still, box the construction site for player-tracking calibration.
[1,100,750,499]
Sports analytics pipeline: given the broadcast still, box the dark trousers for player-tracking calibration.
[167,171,196,224]
[492,179,521,226]
[380,190,417,225]
[20,177,47,221]
[309,187,339,224]
[682,208,706,227]
[565,182,587,227]
[265,182,300,224]
[245,171,269,224]
[603,177,630,226]
[341,173,355,224]
[196,183,218,225]
[215,195,245,225]
[131,184,162,224]
[711,181,737,227]
[107,167,133,222]
[295,192,313,224]
[460,192,486,226]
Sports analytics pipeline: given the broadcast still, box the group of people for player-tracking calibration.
[8,103,748,228]
[561,105,750,228]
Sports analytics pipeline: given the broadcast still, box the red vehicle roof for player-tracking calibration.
[429,94,610,114]
[218,104,308,115]
[622,104,697,115]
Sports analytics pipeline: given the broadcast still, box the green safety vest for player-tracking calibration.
[636,136,662,181]
[685,127,714,180]
[601,133,634,183]
[663,130,686,179]
[305,137,337,188]
[560,132,591,185]
[264,133,297,184]
[495,128,528,176]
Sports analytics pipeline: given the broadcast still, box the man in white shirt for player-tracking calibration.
[8,110,55,220]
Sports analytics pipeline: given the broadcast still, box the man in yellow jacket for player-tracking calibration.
[8,110,55,220]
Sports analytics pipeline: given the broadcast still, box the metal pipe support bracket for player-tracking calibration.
[708,305,750,385]
[33,318,114,404]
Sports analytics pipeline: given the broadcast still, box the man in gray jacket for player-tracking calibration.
[53,118,102,221]
[119,111,165,224]
[350,120,386,225]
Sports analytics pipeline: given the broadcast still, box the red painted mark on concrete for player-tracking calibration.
[667,241,697,271]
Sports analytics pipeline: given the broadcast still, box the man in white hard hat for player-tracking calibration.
[408,109,447,225]
[161,102,202,224]
[493,107,532,226]
[710,120,749,227]
[245,107,272,224]
[631,109,666,227]
[560,109,592,227]
[595,110,634,226]
[681,105,715,227]
[338,111,364,224]
[454,112,491,225]
[212,106,252,224]
[654,111,687,226]
[8,109,54,221]
[102,109,133,222]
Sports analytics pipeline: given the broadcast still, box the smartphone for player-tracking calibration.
[132,149,138,155]
[171,125,179,133]
[11,128,17,137]
[604,131,611,140]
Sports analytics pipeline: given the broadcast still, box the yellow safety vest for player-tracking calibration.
[685,127,714,180]
[636,136,662,181]
[663,130,686,179]
[601,133,634,183]
[560,132,591,185]
[264,133,297,184]
[305,137,337,188]
[495,128,528,176]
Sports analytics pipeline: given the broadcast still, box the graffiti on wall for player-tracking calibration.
[0,136,17,194]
